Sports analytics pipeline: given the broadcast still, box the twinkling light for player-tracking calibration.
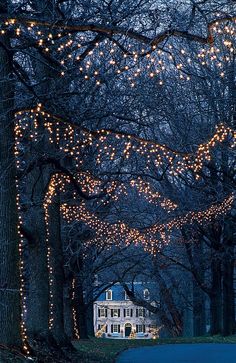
[72,278,80,339]
[61,193,234,252]
[43,174,70,329]
[15,107,236,179]
[14,128,30,354]
[130,178,177,211]
[0,16,235,87]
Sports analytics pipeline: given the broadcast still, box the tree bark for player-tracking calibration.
[25,200,49,338]
[63,275,73,339]
[222,219,235,336]
[192,240,206,336]
[74,275,89,339]
[210,257,222,335]
[0,3,21,346]
[86,302,95,337]
[193,282,206,336]
[48,192,68,344]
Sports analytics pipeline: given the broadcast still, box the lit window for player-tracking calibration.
[136,324,145,333]
[143,289,150,300]
[112,324,120,333]
[106,289,112,300]
[111,308,120,317]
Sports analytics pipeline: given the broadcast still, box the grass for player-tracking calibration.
[73,335,236,363]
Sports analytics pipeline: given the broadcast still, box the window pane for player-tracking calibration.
[99,308,105,317]
[106,290,112,300]
[137,324,144,333]
[113,324,120,333]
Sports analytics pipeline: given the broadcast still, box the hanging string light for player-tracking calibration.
[61,192,235,252]
[15,107,236,179]
[72,278,80,339]
[14,127,30,354]
[43,173,70,329]
[0,16,235,87]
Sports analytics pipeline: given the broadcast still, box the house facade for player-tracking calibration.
[94,283,160,338]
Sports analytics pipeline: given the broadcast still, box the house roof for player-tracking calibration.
[96,282,156,302]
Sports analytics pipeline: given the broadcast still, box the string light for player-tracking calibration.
[61,193,234,252]
[72,278,80,339]
[43,174,70,329]
[0,16,234,87]
[15,107,236,179]
[14,128,30,355]
[8,15,236,348]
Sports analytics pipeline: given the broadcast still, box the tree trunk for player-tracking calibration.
[192,240,206,336]
[26,203,49,338]
[193,282,206,336]
[48,192,68,344]
[74,276,89,339]
[86,302,95,337]
[222,219,235,336]
[0,7,21,346]
[64,277,74,339]
[210,257,222,335]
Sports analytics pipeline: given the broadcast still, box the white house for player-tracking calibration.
[94,283,160,338]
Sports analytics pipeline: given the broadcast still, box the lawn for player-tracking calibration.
[73,335,236,363]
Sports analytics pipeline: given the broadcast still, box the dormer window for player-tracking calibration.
[125,291,130,300]
[106,289,112,300]
[143,289,150,300]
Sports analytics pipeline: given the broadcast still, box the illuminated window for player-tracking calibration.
[136,324,145,333]
[112,324,120,333]
[111,308,120,317]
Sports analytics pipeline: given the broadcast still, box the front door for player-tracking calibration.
[125,324,132,337]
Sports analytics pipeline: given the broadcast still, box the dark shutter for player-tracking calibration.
[98,324,101,330]
[98,308,100,317]
[111,324,113,333]
[130,309,133,317]
[143,308,146,317]
[111,309,113,317]
[143,325,146,333]
[106,325,108,333]
[118,325,120,333]
[118,309,120,317]
[105,309,107,317]
[136,324,138,333]
[124,309,126,317]
[136,309,138,317]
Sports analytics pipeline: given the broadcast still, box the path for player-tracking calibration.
[116,343,236,363]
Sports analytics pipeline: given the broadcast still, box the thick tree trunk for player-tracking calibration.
[0,11,21,346]
[48,193,68,344]
[86,302,95,337]
[192,240,206,336]
[222,219,235,336]
[26,203,49,338]
[64,277,74,339]
[193,282,206,336]
[74,276,89,339]
[210,257,222,335]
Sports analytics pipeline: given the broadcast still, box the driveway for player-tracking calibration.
[116,343,236,363]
